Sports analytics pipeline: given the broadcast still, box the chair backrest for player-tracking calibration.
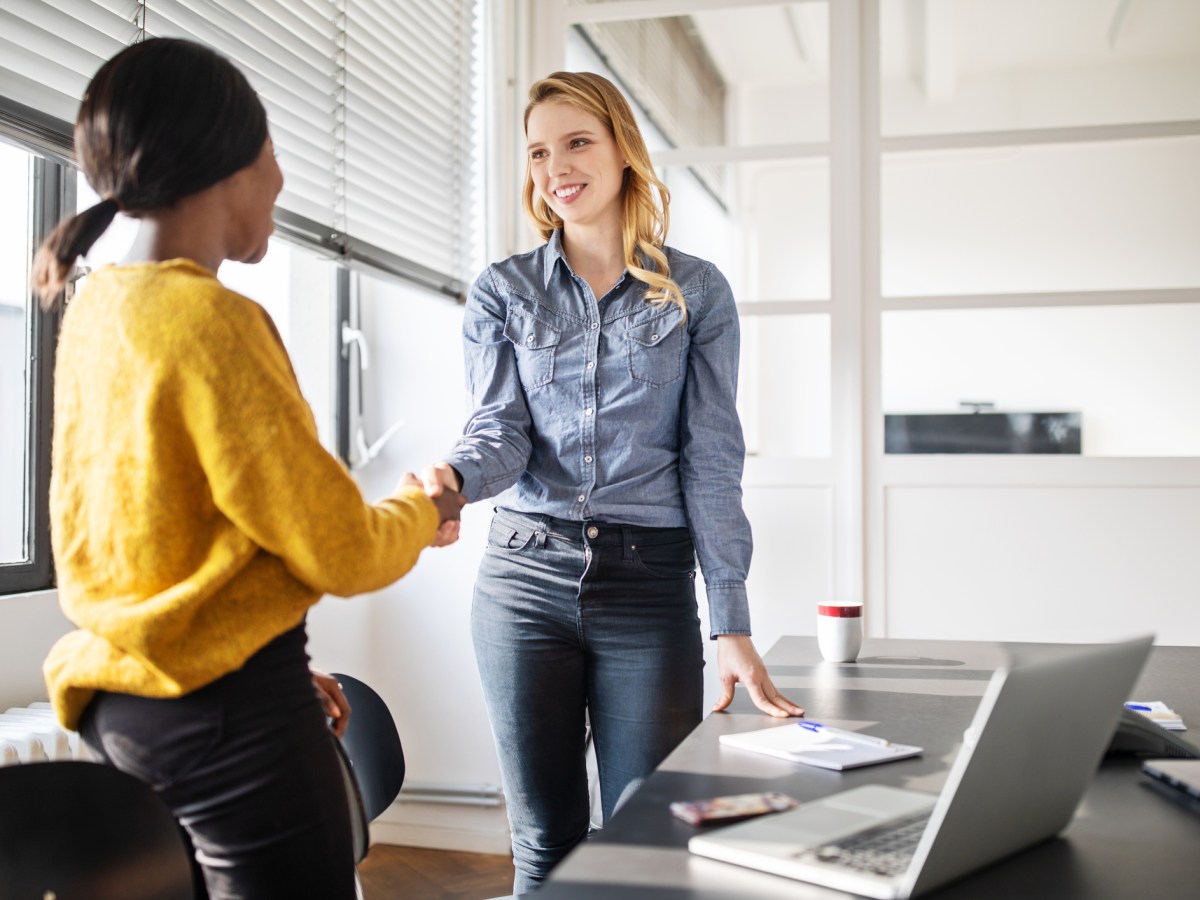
[331,736,371,865]
[331,673,405,861]
[0,760,194,900]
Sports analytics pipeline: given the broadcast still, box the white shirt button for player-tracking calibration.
[584,455,592,463]
[650,333,659,342]
[585,407,593,416]
[526,335,534,344]
[586,361,594,369]
[591,322,599,330]
[577,494,586,503]
[586,526,599,539]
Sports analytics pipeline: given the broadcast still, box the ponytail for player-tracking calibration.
[33,198,119,310]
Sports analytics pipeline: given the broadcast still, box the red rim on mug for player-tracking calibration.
[818,604,863,618]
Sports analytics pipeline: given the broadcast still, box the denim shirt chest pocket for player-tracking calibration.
[625,304,686,387]
[504,305,562,390]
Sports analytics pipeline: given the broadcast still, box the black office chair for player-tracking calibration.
[331,672,406,866]
[0,760,194,900]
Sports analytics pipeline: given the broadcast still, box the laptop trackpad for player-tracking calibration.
[824,785,936,819]
[752,786,935,847]
[705,805,878,855]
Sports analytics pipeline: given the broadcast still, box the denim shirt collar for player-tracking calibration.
[541,228,642,297]
[542,229,569,289]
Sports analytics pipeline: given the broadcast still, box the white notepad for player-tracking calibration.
[719,721,923,770]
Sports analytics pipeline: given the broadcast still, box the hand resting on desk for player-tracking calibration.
[713,635,806,719]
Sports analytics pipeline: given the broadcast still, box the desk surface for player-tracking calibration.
[537,637,1200,899]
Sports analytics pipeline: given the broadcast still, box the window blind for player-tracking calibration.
[0,0,140,152]
[0,0,480,297]
[146,1,344,251]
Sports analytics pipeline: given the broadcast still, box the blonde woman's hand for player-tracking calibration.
[713,634,806,718]
[420,462,462,496]
[410,465,465,547]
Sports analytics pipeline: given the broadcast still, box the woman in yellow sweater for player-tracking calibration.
[33,38,462,899]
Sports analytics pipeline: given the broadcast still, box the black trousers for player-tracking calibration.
[79,622,356,900]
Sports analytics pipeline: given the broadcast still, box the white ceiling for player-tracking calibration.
[687,0,1200,88]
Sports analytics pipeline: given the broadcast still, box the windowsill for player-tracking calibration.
[0,588,57,603]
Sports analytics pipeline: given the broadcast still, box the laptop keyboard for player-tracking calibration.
[805,811,932,878]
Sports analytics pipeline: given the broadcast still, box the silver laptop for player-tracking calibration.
[689,635,1153,899]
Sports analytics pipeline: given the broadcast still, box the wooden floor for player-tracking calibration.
[358,845,514,899]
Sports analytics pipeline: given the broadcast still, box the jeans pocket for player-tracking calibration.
[487,516,537,552]
[632,538,697,579]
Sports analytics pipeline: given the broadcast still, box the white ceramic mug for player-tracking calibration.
[817,603,863,662]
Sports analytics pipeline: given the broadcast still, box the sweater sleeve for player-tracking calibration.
[176,291,438,597]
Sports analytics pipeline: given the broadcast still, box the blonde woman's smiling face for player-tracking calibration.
[526,100,626,232]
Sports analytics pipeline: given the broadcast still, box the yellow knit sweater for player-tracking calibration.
[46,260,438,730]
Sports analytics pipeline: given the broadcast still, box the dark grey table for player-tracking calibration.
[536,637,1200,899]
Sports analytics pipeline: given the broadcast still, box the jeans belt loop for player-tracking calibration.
[535,523,548,548]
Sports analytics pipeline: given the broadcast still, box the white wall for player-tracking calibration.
[0,591,71,711]
[885,483,1200,644]
[307,273,499,789]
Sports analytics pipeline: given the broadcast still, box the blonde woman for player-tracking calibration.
[423,71,803,891]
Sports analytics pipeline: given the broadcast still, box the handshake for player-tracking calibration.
[399,461,466,548]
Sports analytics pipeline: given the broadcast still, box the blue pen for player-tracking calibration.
[798,721,891,747]
[1125,703,1152,712]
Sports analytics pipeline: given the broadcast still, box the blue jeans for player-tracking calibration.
[472,508,705,893]
[78,622,356,900]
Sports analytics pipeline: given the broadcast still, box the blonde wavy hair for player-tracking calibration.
[522,71,685,316]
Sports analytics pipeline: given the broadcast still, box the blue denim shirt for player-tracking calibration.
[446,230,752,636]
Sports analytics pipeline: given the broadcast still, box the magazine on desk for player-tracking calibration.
[719,721,923,771]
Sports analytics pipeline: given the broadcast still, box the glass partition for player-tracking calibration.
[882,136,1200,296]
[881,0,1200,136]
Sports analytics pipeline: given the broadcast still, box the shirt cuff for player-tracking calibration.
[705,582,751,638]
[443,454,483,502]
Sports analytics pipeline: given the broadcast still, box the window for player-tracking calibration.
[0,137,67,594]
[0,142,31,569]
